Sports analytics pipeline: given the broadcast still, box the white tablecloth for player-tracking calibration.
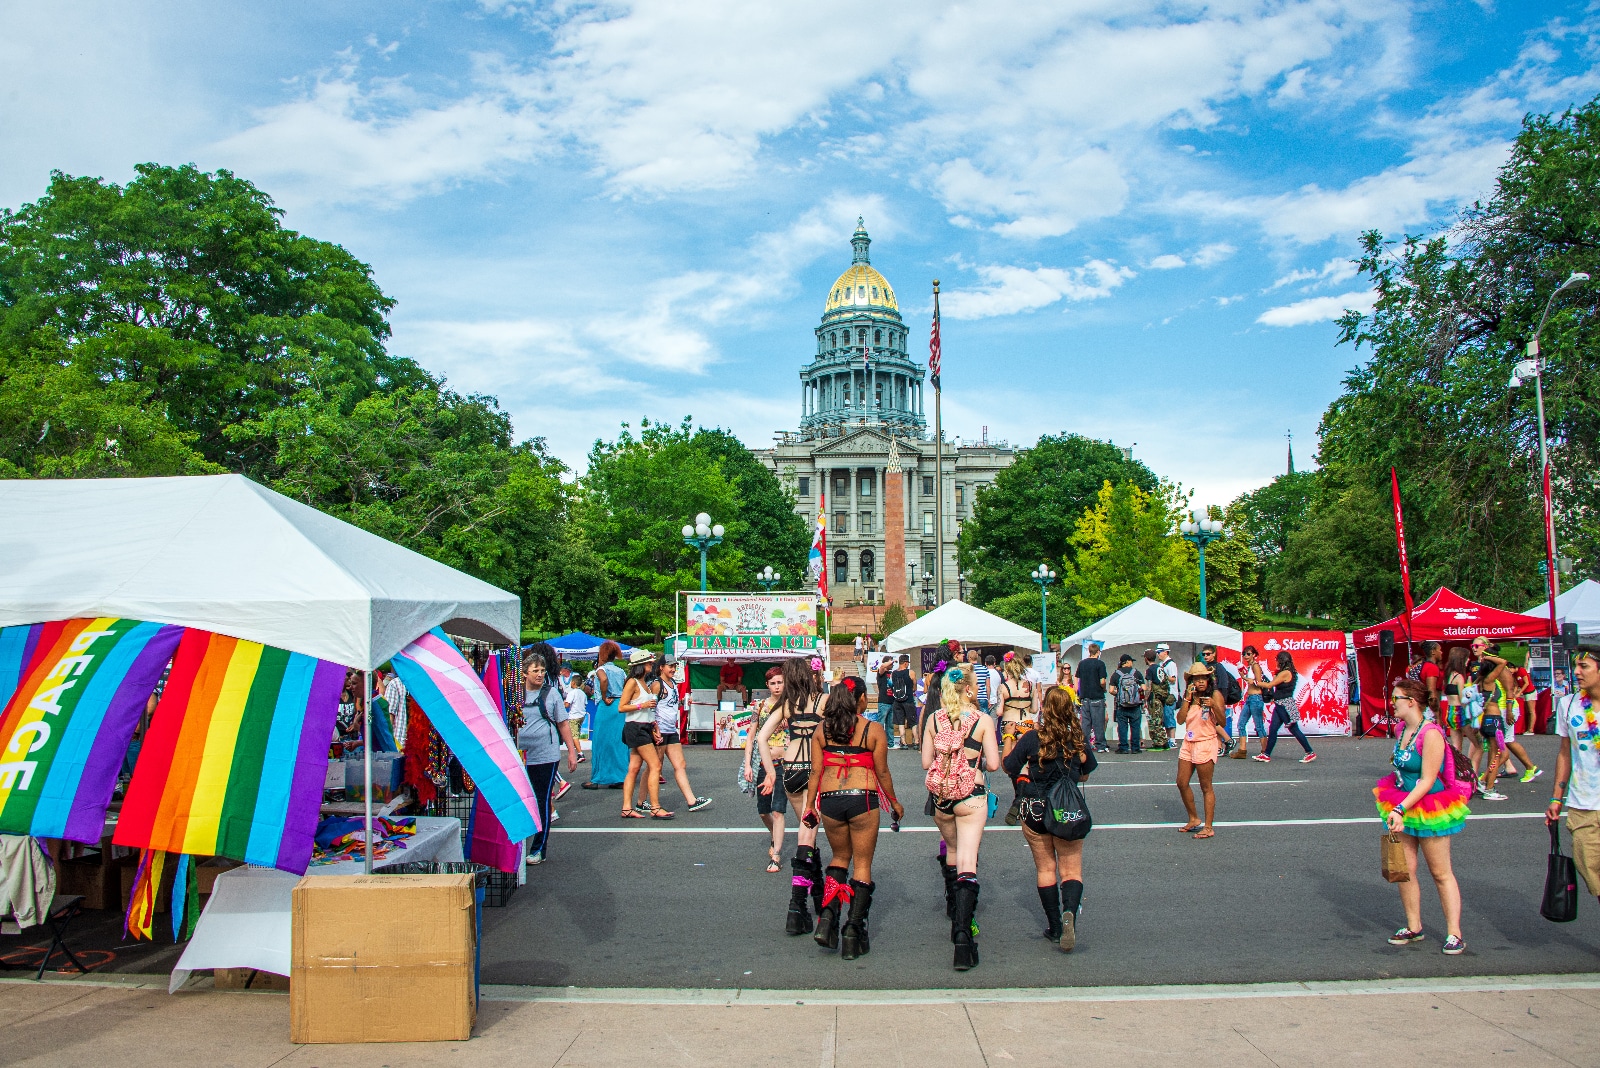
[167,816,463,993]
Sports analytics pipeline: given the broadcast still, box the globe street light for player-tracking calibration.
[1030,564,1057,653]
[921,570,935,608]
[1179,512,1225,620]
[958,570,971,602]
[681,512,725,592]
[756,565,782,591]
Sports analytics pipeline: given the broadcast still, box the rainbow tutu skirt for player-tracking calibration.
[1373,777,1469,838]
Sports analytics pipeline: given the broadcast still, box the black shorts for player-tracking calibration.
[933,782,987,816]
[1481,715,1505,740]
[891,700,918,726]
[818,789,879,822]
[782,761,812,797]
[757,764,788,815]
[623,722,657,749]
[657,731,680,746]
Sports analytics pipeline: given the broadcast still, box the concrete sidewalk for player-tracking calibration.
[3,974,1598,1067]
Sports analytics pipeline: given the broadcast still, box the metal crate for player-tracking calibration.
[482,868,518,908]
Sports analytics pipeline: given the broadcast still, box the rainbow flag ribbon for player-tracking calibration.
[390,628,540,841]
[114,628,344,874]
[0,619,183,843]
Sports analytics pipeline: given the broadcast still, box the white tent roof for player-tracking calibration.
[1526,579,1600,638]
[1062,597,1242,651]
[0,475,520,669]
[883,599,1044,652]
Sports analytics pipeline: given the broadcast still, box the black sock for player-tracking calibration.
[1037,883,1060,916]
[1061,879,1083,915]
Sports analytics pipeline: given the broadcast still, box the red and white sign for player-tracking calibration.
[1243,631,1351,736]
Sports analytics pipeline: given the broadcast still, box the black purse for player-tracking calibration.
[1541,821,1579,923]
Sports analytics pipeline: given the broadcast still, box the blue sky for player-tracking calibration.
[4,1,1597,506]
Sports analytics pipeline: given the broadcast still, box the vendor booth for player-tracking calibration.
[541,631,637,660]
[1527,579,1600,639]
[1352,587,1552,727]
[1060,596,1242,674]
[674,591,822,747]
[0,475,538,1008]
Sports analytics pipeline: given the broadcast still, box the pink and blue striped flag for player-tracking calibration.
[389,629,540,841]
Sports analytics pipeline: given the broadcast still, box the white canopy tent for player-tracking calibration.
[0,475,520,669]
[883,599,1044,652]
[1526,579,1600,638]
[1059,597,1242,672]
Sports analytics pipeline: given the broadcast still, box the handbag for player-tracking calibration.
[1541,821,1579,923]
[1381,832,1410,883]
[1041,758,1093,841]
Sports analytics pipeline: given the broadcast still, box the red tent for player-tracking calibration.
[1352,587,1552,724]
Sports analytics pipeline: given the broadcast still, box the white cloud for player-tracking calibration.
[941,261,1134,320]
[1256,289,1376,326]
[1191,242,1237,267]
[1148,254,1187,270]
[1268,257,1360,290]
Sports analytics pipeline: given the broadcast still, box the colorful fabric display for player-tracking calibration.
[114,628,344,875]
[0,623,46,711]
[389,629,540,842]
[402,696,438,808]
[308,814,417,865]
[124,848,167,941]
[0,619,183,842]
[170,853,200,943]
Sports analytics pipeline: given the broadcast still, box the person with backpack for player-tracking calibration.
[518,643,581,866]
[889,654,918,749]
[1004,685,1097,952]
[806,676,903,960]
[1175,662,1230,839]
[1547,646,1600,910]
[1109,654,1146,754]
[1201,645,1242,705]
[1142,649,1170,751]
[1254,651,1317,763]
[998,651,1037,825]
[1375,677,1469,955]
[921,664,1001,971]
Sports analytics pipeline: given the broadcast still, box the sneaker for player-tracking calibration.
[688,796,713,812]
[1480,791,1508,801]
[1442,935,1466,955]
[1300,752,1318,764]
[526,850,545,866]
[1387,927,1424,945]
[1520,767,1542,784]
[1252,754,1271,762]
[637,800,653,812]
[555,779,574,800]
[551,808,561,821]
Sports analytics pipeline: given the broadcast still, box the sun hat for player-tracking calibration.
[1184,661,1214,678]
[1155,642,1170,652]
[628,648,657,665]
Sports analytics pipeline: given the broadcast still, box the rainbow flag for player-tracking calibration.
[390,628,540,842]
[114,628,343,874]
[0,618,182,843]
[0,623,46,711]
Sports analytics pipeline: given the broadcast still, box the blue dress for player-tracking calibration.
[589,662,629,785]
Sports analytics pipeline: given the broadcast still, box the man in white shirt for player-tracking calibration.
[1548,647,1600,903]
[382,669,409,751]
[1155,644,1180,749]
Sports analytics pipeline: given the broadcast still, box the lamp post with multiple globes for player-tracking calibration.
[680,513,725,593]
[1179,512,1225,620]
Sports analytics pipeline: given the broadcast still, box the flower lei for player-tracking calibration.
[1576,693,1598,744]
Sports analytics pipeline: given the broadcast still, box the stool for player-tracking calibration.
[1,894,89,980]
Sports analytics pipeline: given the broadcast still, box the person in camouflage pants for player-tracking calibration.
[1143,649,1171,750]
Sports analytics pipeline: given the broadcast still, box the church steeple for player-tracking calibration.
[1287,429,1295,475]
[851,217,871,265]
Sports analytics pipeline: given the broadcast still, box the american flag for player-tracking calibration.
[929,284,942,389]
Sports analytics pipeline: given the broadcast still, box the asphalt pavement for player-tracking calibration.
[483,732,1600,989]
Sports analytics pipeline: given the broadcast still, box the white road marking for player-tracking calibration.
[550,812,1548,833]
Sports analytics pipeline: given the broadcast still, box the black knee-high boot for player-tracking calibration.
[1037,884,1062,942]
[941,861,958,920]
[840,879,874,960]
[1059,879,1083,952]
[952,874,980,971]
[785,846,817,935]
[808,850,825,915]
[814,865,848,950]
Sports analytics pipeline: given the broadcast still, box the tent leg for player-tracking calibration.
[364,668,373,875]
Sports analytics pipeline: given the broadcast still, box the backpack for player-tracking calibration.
[1115,670,1143,708]
[1217,665,1242,705]
[1041,759,1094,841]
[924,711,980,801]
[1147,669,1171,705]
[890,671,911,702]
[1417,722,1477,797]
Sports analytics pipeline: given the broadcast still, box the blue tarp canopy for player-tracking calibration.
[534,632,637,660]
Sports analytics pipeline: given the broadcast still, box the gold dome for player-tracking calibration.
[825,264,898,313]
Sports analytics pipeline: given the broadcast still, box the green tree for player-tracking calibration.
[1061,480,1196,627]
[1267,473,1402,628]
[958,434,1158,605]
[983,586,1071,648]
[1198,525,1265,629]
[876,602,909,642]
[1229,470,1318,576]
[691,428,810,588]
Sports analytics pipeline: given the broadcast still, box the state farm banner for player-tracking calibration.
[684,594,819,652]
[1245,631,1351,736]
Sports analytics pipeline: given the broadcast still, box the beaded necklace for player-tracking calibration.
[1574,693,1598,748]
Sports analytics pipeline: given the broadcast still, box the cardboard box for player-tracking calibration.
[56,853,117,911]
[215,968,290,991]
[290,874,476,1044]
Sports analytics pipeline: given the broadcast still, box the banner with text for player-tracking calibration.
[1242,631,1351,736]
[684,594,819,653]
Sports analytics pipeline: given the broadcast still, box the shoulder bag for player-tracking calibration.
[1042,756,1093,841]
[1541,820,1579,923]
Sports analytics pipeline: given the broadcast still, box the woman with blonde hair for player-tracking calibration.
[922,663,1001,970]
[998,650,1037,825]
[1004,685,1096,950]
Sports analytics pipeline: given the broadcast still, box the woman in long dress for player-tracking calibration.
[582,641,629,790]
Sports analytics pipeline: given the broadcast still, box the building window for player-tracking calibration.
[834,475,847,496]
[833,512,848,535]
[923,550,935,575]
[922,512,934,536]
[921,476,933,495]
[874,329,882,343]
[871,286,878,299]
[956,486,964,509]
[857,286,866,299]
[859,512,873,535]
[834,548,848,582]
[859,476,872,497]
[860,549,876,581]
[798,476,810,497]
[858,328,866,343]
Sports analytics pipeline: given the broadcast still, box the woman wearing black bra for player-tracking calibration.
[807,676,902,959]
[1004,686,1097,951]
[756,657,826,934]
[1255,651,1316,763]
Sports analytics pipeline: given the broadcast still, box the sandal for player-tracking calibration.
[1177,823,1203,833]
[621,809,647,819]
[1193,828,1215,839]
[651,809,676,820]
[766,849,781,874]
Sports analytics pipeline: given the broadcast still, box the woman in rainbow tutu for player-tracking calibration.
[1374,677,1471,955]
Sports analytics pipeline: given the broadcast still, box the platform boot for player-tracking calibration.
[813,866,849,950]
[1059,879,1083,952]
[952,874,980,971]
[1037,883,1063,943]
[839,879,874,960]
[938,851,958,920]
[808,849,825,917]
[785,845,816,935]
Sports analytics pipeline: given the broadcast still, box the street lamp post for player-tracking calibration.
[1179,512,1225,620]
[958,571,970,602]
[680,512,725,593]
[921,571,935,608]
[1030,564,1057,653]
[756,565,782,591]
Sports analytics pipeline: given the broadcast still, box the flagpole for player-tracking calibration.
[932,280,944,606]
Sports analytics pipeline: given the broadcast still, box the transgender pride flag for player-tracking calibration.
[389,629,540,841]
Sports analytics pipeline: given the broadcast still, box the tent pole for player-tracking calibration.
[363,668,373,874]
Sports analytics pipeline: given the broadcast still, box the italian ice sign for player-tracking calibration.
[684,595,819,652]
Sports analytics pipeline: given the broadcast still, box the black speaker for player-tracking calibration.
[1379,629,1396,658]
[1564,623,1581,656]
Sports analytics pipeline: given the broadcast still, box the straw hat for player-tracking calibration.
[1184,661,1214,678]
[628,648,657,665]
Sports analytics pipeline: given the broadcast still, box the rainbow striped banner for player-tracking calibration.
[0,623,46,712]
[113,628,343,874]
[0,618,183,843]
[390,628,540,841]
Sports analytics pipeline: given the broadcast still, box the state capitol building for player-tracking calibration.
[756,220,1014,613]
